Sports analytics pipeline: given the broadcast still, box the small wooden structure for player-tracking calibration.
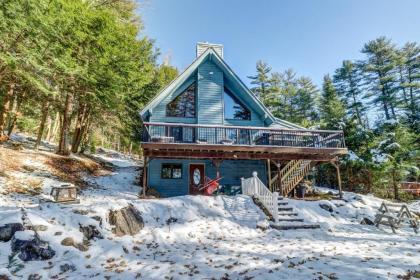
[50,184,79,203]
[374,202,418,233]
[401,182,420,196]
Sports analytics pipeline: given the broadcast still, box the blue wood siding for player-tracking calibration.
[197,61,224,124]
[148,159,267,197]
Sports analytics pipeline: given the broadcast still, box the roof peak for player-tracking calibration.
[196,42,223,58]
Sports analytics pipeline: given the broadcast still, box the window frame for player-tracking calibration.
[161,163,183,179]
[166,82,197,118]
[223,87,251,121]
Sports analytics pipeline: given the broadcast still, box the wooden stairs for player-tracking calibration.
[270,198,320,230]
[241,171,320,231]
[270,160,312,197]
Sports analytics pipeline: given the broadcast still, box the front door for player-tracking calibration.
[189,164,205,194]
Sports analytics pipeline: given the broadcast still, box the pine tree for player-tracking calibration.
[319,75,345,129]
[361,37,399,120]
[295,77,319,126]
[334,60,367,127]
[247,60,273,103]
[396,42,420,131]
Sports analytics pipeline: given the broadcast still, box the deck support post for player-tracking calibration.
[142,156,150,197]
[274,160,282,196]
[331,158,343,199]
[212,159,223,178]
[267,159,272,191]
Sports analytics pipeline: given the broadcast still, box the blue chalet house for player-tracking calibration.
[140,43,347,198]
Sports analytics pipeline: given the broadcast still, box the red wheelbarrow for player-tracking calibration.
[200,176,223,195]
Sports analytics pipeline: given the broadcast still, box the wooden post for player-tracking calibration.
[331,158,343,199]
[267,159,272,191]
[142,156,149,197]
[212,159,223,178]
[272,191,279,223]
[275,160,282,195]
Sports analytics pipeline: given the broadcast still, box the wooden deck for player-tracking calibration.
[141,122,347,161]
[142,142,347,161]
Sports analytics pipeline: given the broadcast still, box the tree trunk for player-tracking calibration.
[71,105,90,153]
[381,90,390,120]
[7,92,25,137]
[71,104,85,153]
[407,69,417,117]
[45,115,52,142]
[78,117,91,154]
[57,92,73,155]
[0,82,15,137]
[35,100,49,149]
[351,91,363,127]
[50,112,60,143]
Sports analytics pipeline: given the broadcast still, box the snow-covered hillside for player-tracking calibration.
[0,142,419,279]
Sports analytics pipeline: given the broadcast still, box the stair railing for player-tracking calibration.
[282,161,312,195]
[242,172,279,222]
[270,160,312,196]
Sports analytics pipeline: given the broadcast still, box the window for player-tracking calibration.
[224,87,251,120]
[161,164,182,179]
[166,83,196,117]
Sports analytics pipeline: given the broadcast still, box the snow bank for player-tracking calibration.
[0,145,419,279]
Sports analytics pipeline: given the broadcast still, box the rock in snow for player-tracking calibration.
[360,217,375,225]
[60,237,88,252]
[0,223,24,242]
[108,204,144,236]
[319,203,334,213]
[11,231,55,261]
[79,224,103,241]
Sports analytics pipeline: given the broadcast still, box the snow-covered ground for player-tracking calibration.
[0,145,419,279]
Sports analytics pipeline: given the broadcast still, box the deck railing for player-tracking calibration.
[141,122,346,149]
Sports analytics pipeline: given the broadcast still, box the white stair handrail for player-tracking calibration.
[242,172,279,222]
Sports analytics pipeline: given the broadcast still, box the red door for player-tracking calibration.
[189,164,205,195]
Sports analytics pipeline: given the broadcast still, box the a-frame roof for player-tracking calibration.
[140,47,304,129]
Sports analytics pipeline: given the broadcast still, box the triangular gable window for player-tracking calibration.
[166,83,196,118]
[224,87,251,120]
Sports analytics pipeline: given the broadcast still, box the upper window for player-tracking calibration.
[224,87,251,120]
[166,83,196,118]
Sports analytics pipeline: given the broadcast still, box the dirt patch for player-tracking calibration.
[0,144,112,194]
[45,154,112,187]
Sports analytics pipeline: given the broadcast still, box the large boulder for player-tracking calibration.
[11,231,55,261]
[108,204,144,236]
[0,223,24,242]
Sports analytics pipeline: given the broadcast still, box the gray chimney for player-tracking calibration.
[196,42,223,58]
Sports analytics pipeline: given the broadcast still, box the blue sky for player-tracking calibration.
[140,0,420,86]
